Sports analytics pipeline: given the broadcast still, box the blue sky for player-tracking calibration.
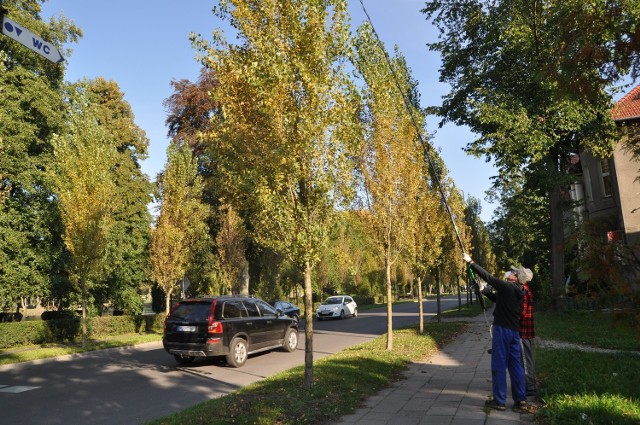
[41,0,498,222]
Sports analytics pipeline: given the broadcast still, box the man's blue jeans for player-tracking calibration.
[491,325,526,405]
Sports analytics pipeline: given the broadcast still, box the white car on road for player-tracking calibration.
[316,295,358,320]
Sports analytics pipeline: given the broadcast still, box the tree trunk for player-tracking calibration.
[303,261,314,388]
[81,275,87,349]
[549,182,566,311]
[385,258,393,350]
[239,259,250,296]
[165,287,174,315]
[417,276,424,334]
[435,270,441,323]
[457,272,462,310]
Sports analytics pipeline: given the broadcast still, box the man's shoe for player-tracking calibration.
[513,400,535,413]
[485,399,506,411]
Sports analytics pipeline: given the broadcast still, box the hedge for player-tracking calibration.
[0,314,165,349]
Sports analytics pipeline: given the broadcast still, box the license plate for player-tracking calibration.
[176,325,196,332]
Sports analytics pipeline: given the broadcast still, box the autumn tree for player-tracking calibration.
[150,144,210,313]
[50,93,117,348]
[164,68,249,297]
[318,210,380,296]
[353,23,427,350]
[79,77,153,314]
[406,155,448,334]
[423,0,640,308]
[215,203,249,295]
[192,0,360,387]
[433,181,472,318]
[164,68,220,156]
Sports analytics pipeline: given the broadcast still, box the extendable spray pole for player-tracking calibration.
[358,0,485,310]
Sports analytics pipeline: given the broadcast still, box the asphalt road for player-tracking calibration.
[0,296,464,424]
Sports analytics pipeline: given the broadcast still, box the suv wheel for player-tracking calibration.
[353,308,358,318]
[174,354,195,365]
[283,328,298,352]
[226,337,248,368]
[340,309,345,319]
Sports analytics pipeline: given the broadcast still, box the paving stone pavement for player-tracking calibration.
[332,308,537,425]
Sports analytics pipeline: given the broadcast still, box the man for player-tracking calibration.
[513,266,536,397]
[464,253,530,413]
[484,267,537,398]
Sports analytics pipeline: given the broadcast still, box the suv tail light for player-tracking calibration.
[207,313,223,334]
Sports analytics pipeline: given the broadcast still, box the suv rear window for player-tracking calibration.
[221,300,247,318]
[169,301,212,321]
[243,299,261,317]
[256,299,278,316]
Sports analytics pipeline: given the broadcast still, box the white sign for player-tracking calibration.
[1,15,64,63]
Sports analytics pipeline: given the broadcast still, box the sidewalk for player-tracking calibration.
[333,309,536,425]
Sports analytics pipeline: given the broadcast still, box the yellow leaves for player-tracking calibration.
[150,145,210,299]
[50,102,117,268]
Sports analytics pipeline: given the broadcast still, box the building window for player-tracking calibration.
[599,159,612,198]
[583,168,593,203]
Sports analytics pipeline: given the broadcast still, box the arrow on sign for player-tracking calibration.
[1,15,64,63]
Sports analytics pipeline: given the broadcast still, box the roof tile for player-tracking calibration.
[612,84,640,121]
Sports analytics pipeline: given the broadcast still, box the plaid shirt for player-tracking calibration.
[519,283,535,339]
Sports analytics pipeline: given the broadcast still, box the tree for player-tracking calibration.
[0,1,81,310]
[77,78,153,314]
[423,0,640,308]
[150,145,210,314]
[50,94,117,348]
[164,68,220,156]
[465,195,496,272]
[435,180,472,317]
[406,156,448,334]
[215,203,249,295]
[487,184,550,301]
[163,68,229,297]
[193,0,360,387]
[353,23,426,350]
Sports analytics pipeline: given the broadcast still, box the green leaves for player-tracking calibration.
[424,0,640,296]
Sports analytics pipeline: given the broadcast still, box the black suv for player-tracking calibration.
[163,296,299,367]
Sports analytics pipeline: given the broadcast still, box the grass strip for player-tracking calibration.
[0,333,161,365]
[147,321,467,425]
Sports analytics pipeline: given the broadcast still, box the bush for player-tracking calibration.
[0,312,23,322]
[0,321,45,348]
[41,310,77,321]
[353,296,375,306]
[89,315,164,336]
[41,318,81,342]
[0,314,165,349]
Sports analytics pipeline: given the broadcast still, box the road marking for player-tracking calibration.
[0,386,40,393]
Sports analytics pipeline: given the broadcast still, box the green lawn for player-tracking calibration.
[535,310,640,424]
